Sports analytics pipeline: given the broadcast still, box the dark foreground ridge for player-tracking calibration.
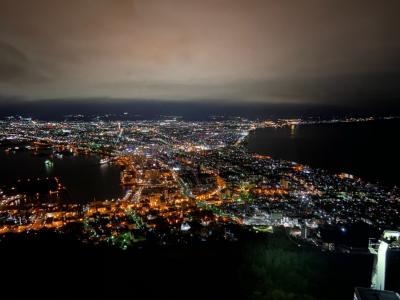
[0,229,378,300]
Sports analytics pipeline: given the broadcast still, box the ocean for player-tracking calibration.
[247,119,400,187]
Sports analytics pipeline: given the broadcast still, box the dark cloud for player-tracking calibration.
[0,42,30,82]
[2,96,399,120]
[0,41,51,86]
[0,0,399,107]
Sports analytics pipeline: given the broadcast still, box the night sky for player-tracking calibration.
[0,0,399,117]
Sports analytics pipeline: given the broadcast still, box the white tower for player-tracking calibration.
[369,230,400,290]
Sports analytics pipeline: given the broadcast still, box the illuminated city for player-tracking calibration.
[1,1,400,299]
[1,117,399,251]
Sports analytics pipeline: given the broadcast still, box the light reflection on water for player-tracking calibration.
[0,149,123,203]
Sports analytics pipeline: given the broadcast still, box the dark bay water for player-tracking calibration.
[247,119,400,187]
[0,149,123,203]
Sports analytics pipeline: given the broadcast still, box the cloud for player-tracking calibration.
[0,41,30,82]
[0,0,399,105]
[0,41,51,86]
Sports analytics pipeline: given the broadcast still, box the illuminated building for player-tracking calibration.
[369,231,400,290]
[354,287,400,300]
